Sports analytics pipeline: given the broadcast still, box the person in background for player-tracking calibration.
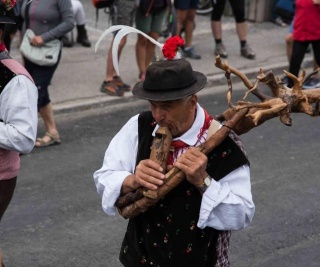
[62,0,91,48]
[135,0,168,81]
[100,0,136,97]
[287,0,320,88]
[175,0,201,59]
[0,1,38,265]
[271,0,288,27]
[94,57,255,266]
[20,0,75,147]
[211,0,256,60]
[3,0,23,52]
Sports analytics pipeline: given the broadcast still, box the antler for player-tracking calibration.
[95,25,164,75]
[214,56,320,133]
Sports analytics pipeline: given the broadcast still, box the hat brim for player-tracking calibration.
[0,17,16,24]
[132,71,207,101]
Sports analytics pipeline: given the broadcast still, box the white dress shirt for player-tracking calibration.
[94,104,255,231]
[0,75,38,154]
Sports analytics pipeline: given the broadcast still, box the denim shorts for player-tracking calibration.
[175,0,199,10]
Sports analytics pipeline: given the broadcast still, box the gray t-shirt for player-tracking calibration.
[21,0,75,43]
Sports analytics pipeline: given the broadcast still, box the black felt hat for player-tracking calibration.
[132,59,207,101]
[0,1,16,24]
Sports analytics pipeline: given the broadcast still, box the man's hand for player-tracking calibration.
[173,147,208,187]
[122,159,165,194]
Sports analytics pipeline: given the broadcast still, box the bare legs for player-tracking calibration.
[135,32,158,81]
[177,9,196,48]
[35,103,60,146]
[106,36,127,82]
[211,21,247,43]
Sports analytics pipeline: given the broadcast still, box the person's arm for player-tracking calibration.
[0,75,38,154]
[197,164,255,230]
[41,0,75,42]
[168,137,255,231]
[93,115,166,215]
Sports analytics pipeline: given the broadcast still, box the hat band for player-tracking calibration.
[143,77,197,92]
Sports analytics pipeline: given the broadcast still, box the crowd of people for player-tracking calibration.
[99,0,320,97]
[1,0,320,266]
[100,0,258,96]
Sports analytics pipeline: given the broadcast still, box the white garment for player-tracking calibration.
[93,104,255,231]
[71,0,86,25]
[0,75,38,154]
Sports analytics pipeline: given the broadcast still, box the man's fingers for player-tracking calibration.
[135,159,165,190]
[142,159,164,172]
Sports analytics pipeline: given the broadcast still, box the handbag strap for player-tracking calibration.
[25,0,31,29]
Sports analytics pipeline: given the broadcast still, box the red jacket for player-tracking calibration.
[293,0,320,41]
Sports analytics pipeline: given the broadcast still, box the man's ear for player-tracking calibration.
[190,94,198,107]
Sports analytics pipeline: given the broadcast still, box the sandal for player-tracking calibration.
[35,132,61,148]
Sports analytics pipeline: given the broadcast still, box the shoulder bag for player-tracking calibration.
[20,29,61,66]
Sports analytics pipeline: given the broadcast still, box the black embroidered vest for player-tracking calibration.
[119,111,249,267]
[0,52,16,95]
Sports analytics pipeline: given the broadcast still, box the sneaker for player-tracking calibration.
[272,17,287,27]
[182,47,201,60]
[112,76,131,91]
[214,43,228,58]
[100,81,124,97]
[241,44,256,59]
[302,77,320,89]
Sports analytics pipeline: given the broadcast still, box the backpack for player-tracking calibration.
[91,0,116,26]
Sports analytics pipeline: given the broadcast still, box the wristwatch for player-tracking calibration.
[197,175,212,194]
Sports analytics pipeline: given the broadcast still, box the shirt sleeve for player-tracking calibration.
[0,75,38,154]
[42,0,75,42]
[197,164,255,230]
[93,115,139,216]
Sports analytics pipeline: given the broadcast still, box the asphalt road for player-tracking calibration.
[1,85,320,267]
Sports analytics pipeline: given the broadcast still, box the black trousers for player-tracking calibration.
[288,40,320,87]
[0,177,17,222]
[23,50,61,110]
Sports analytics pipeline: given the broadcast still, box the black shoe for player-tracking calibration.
[62,35,73,47]
[77,37,91,47]
[77,25,91,48]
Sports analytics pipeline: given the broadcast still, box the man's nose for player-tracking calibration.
[152,109,165,122]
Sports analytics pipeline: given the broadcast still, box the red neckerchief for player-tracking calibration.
[0,43,6,52]
[167,109,213,165]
